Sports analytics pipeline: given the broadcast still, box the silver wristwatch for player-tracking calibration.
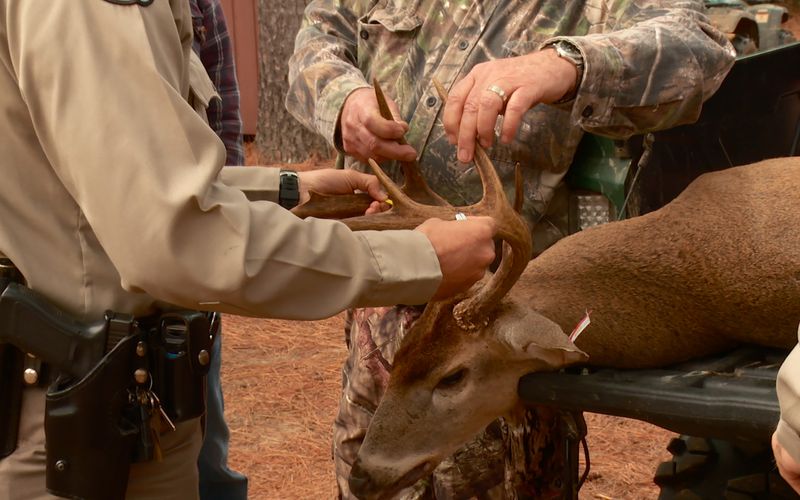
[545,40,585,103]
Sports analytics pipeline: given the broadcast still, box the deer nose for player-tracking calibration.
[348,461,378,498]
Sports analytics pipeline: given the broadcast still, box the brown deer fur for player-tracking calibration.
[519,157,800,367]
[347,158,800,498]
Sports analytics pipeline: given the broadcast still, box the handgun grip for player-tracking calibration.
[0,283,108,379]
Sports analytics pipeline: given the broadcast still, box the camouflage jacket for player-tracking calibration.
[286,0,735,228]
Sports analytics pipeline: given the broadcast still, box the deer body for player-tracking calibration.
[296,79,800,500]
[519,157,800,368]
[345,158,800,499]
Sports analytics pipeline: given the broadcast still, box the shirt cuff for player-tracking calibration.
[539,35,620,131]
[218,166,280,202]
[355,229,442,306]
[316,74,372,151]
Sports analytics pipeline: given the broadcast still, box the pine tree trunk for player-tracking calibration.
[255,0,332,163]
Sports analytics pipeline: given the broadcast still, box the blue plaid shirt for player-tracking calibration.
[190,0,245,166]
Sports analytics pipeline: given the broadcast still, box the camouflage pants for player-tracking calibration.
[333,306,574,500]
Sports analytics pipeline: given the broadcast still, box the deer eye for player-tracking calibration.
[436,368,467,391]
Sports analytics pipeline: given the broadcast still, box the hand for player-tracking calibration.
[339,87,418,163]
[773,432,800,494]
[415,216,497,301]
[442,49,578,163]
[298,169,389,215]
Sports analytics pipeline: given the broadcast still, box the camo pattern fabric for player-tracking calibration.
[287,1,735,498]
[287,0,735,231]
[337,306,581,499]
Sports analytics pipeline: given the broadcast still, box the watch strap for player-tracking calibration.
[278,170,300,209]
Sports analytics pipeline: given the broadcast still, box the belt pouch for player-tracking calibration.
[0,343,24,458]
[152,311,212,422]
[45,335,138,500]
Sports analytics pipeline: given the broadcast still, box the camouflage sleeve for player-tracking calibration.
[544,0,736,139]
[285,0,376,148]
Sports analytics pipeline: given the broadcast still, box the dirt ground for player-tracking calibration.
[221,314,674,500]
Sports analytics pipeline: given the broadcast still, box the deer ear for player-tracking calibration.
[494,303,588,367]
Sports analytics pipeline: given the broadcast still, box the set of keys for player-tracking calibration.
[132,386,176,462]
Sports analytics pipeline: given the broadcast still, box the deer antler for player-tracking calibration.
[427,79,532,329]
[372,78,449,207]
[294,78,532,330]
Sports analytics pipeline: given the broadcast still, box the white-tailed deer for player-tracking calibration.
[295,85,800,499]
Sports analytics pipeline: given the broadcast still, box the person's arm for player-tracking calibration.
[197,0,245,165]
[774,332,800,494]
[8,0,446,320]
[545,0,735,137]
[285,0,376,148]
[444,0,736,161]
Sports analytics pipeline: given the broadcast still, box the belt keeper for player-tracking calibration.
[104,311,136,353]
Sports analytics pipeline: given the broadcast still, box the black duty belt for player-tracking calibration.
[0,274,218,500]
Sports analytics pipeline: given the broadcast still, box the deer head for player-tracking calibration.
[295,80,586,499]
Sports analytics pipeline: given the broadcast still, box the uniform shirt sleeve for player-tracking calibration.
[776,328,800,464]
[541,0,736,138]
[217,166,280,202]
[6,0,441,319]
[285,0,374,148]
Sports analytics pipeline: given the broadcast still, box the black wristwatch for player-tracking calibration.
[278,170,300,209]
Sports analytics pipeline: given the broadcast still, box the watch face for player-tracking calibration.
[279,170,301,209]
[556,41,582,63]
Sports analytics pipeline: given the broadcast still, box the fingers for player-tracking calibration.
[499,86,539,145]
[364,200,390,215]
[362,112,408,140]
[340,87,417,163]
[444,52,580,159]
[442,74,473,144]
[415,215,498,301]
[476,87,506,149]
[345,170,388,201]
[444,68,508,163]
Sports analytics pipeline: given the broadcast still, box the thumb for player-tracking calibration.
[347,170,388,202]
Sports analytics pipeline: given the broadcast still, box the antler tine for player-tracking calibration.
[366,157,422,212]
[373,78,449,207]
[291,80,453,228]
[432,78,532,330]
[334,157,459,231]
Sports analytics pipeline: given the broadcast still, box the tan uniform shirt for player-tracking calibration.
[776,326,800,463]
[0,0,441,322]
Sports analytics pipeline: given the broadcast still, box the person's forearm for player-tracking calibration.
[546,0,735,138]
[285,0,375,145]
[11,0,441,320]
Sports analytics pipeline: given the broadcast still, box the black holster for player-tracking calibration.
[43,310,216,500]
[45,335,140,500]
[0,261,26,458]
[0,343,24,458]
